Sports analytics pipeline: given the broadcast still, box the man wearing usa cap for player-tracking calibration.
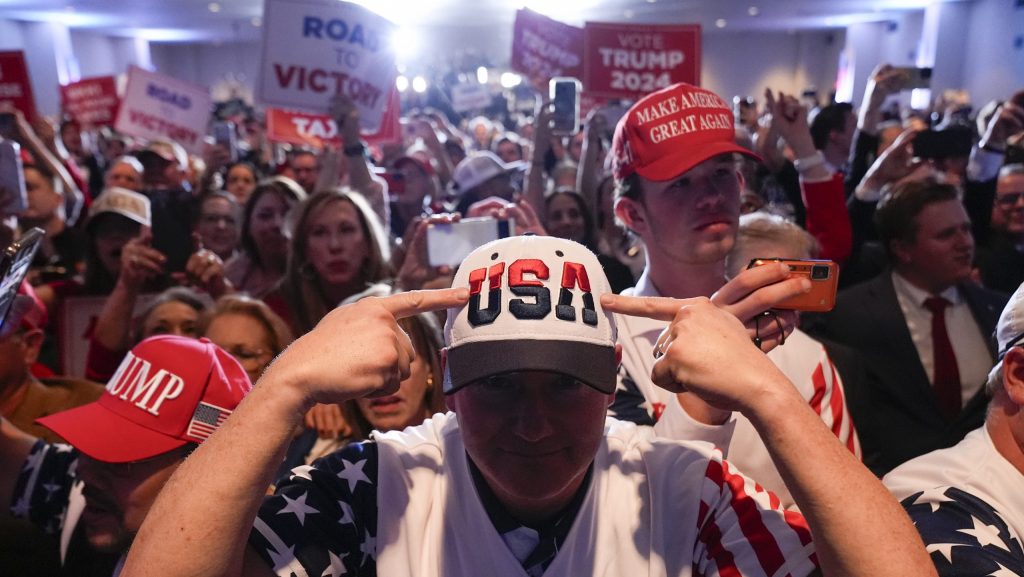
[883,281,1024,575]
[1,335,250,576]
[608,83,857,507]
[122,235,933,577]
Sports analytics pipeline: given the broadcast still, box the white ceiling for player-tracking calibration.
[0,0,957,43]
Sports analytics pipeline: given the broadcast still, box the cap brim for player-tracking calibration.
[37,402,186,464]
[635,142,761,182]
[85,209,149,231]
[444,340,617,394]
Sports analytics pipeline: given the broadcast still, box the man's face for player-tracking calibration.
[448,371,610,515]
[618,154,742,266]
[994,172,1024,236]
[76,449,185,553]
[495,141,522,164]
[893,199,974,291]
[291,153,320,193]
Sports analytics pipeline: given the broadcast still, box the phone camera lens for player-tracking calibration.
[811,265,830,280]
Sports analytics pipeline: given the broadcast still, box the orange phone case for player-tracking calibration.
[748,258,839,312]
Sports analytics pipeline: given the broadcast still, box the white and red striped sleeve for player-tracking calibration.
[692,451,820,577]
[806,352,861,460]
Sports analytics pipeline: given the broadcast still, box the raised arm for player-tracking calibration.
[120,288,469,577]
[601,294,937,577]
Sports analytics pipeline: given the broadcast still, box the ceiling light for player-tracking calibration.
[476,66,488,85]
[208,2,221,13]
[412,76,427,93]
[715,18,727,28]
[250,17,262,27]
[396,75,409,93]
[748,6,759,16]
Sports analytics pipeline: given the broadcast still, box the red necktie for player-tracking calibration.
[923,296,961,420]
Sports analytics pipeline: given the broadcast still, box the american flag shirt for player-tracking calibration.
[10,440,78,536]
[885,427,1024,576]
[250,413,822,577]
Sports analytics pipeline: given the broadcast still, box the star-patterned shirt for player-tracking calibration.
[252,439,589,577]
[10,440,78,536]
[885,427,1024,576]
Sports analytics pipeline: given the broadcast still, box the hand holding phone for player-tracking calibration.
[892,67,933,90]
[746,258,839,312]
[0,228,44,333]
[549,77,581,135]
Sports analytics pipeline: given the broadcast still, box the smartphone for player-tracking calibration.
[747,258,839,312]
[427,217,514,267]
[893,67,933,90]
[0,227,44,332]
[0,113,16,141]
[549,77,581,136]
[0,140,26,217]
[212,121,238,163]
[913,128,973,159]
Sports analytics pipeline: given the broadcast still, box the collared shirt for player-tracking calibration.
[891,272,994,403]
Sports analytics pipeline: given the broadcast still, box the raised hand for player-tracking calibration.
[175,233,232,298]
[119,226,165,291]
[396,214,458,291]
[600,294,793,413]
[261,288,468,406]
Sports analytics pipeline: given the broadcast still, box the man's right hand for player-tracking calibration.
[260,288,468,408]
[119,227,165,291]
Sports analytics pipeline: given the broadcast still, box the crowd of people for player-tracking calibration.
[0,51,1022,576]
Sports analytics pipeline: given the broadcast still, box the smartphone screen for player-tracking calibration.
[427,218,514,267]
[549,77,581,135]
[0,227,44,332]
[0,114,16,141]
[893,67,933,90]
[212,121,237,163]
[0,140,27,216]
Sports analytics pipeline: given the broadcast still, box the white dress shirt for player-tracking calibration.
[891,272,993,404]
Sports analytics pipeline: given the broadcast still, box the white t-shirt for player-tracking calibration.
[612,272,860,509]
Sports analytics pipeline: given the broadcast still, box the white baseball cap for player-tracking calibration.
[991,282,1024,382]
[450,151,525,196]
[443,235,617,394]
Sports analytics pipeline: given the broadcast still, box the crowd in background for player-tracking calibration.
[0,50,1023,576]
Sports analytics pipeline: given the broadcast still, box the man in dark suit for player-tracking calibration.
[812,178,1008,476]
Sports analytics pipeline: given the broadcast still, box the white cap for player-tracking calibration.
[443,235,617,394]
[451,151,525,196]
[86,187,152,229]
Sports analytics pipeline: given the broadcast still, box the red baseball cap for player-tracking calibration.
[37,335,252,463]
[611,82,761,182]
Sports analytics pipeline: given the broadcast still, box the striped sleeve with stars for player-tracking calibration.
[901,487,1024,576]
[250,440,379,577]
[10,440,78,536]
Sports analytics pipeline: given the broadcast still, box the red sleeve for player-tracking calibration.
[801,173,852,263]
[85,334,126,383]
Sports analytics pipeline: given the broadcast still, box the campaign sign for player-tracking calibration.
[113,66,212,154]
[60,76,120,127]
[451,83,493,113]
[60,294,158,378]
[0,51,37,119]
[510,9,583,84]
[266,86,401,148]
[258,0,397,132]
[583,23,701,99]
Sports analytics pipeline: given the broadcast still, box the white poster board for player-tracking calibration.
[451,83,493,113]
[258,0,398,132]
[113,66,213,154]
[60,294,158,379]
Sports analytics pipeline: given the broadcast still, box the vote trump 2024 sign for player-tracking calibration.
[583,22,701,99]
[258,0,397,132]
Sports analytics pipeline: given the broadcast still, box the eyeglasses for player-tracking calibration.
[995,192,1024,208]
